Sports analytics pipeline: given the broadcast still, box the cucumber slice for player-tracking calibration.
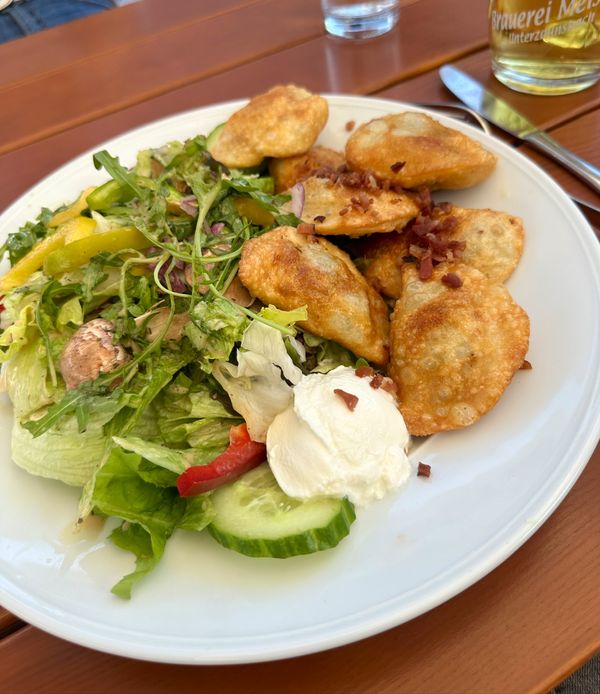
[208,463,355,558]
[206,123,225,150]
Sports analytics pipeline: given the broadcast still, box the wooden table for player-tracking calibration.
[1,1,599,691]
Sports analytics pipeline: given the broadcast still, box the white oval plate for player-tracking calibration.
[1,96,599,665]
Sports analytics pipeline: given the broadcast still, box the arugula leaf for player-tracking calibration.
[93,150,145,200]
[0,208,53,264]
[185,296,247,370]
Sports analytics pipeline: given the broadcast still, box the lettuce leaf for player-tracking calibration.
[0,336,58,419]
[90,447,214,598]
[212,320,304,442]
[185,296,247,371]
[11,419,108,487]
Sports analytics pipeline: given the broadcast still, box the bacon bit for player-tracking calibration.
[441,272,463,288]
[369,373,384,389]
[390,161,406,173]
[313,215,326,223]
[418,253,434,280]
[349,192,374,214]
[520,359,533,370]
[345,120,356,132]
[297,222,316,235]
[355,365,375,378]
[417,187,433,215]
[339,206,350,216]
[380,377,398,398]
[417,462,431,478]
[334,388,359,412]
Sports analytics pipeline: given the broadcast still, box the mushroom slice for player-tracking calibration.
[59,318,130,390]
[239,226,390,365]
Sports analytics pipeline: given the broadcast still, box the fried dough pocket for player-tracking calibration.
[360,206,524,298]
[292,175,419,236]
[208,85,328,168]
[346,112,497,191]
[270,146,345,193]
[239,226,390,365]
[389,264,529,436]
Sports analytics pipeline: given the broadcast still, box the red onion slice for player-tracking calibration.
[179,195,198,217]
[209,222,225,235]
[290,182,305,218]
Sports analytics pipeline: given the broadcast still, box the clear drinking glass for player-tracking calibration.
[321,0,400,40]
[489,0,600,95]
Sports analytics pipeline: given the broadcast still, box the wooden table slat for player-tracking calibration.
[516,109,600,207]
[0,608,24,639]
[0,0,265,88]
[0,0,327,156]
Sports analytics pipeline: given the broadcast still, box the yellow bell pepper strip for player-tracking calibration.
[48,187,95,227]
[86,180,134,211]
[232,196,274,227]
[43,227,152,277]
[0,216,95,293]
[60,216,97,244]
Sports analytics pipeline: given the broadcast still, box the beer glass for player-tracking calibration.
[489,0,600,94]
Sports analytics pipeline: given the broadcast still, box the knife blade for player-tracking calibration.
[439,65,600,196]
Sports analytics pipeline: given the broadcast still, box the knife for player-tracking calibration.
[439,64,600,196]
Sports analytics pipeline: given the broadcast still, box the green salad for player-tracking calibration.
[0,131,357,598]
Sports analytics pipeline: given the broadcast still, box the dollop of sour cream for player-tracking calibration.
[266,366,411,507]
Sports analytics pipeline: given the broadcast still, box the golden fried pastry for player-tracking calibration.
[239,226,389,365]
[293,175,419,236]
[270,146,345,193]
[389,264,529,435]
[346,112,497,190]
[449,207,524,283]
[208,85,328,168]
[360,231,407,299]
[360,206,525,297]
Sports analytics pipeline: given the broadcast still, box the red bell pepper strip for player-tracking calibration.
[176,423,266,497]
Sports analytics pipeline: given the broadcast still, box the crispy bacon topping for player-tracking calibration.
[441,272,463,288]
[369,373,384,389]
[345,120,356,132]
[380,377,398,398]
[403,199,464,281]
[339,206,350,216]
[355,365,375,378]
[520,359,533,370]
[313,165,382,191]
[297,222,316,235]
[417,462,431,478]
[334,388,359,411]
[350,191,374,213]
[390,161,406,173]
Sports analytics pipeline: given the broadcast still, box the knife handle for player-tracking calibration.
[526,130,600,195]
